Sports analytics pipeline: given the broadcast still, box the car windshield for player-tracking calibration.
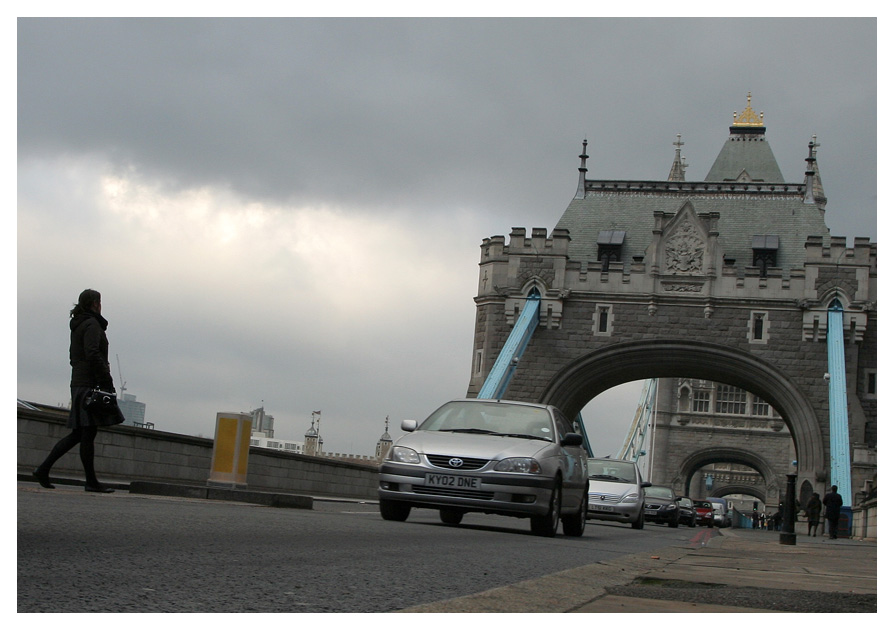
[695,501,712,509]
[678,498,693,507]
[645,486,674,499]
[418,401,554,441]
[587,460,638,483]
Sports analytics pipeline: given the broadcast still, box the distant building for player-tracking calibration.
[118,393,151,429]
[249,406,275,437]
[249,434,305,454]
[376,417,393,462]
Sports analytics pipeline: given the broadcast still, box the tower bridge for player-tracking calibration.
[466,95,876,513]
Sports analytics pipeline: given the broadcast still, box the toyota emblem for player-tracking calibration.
[448,457,464,468]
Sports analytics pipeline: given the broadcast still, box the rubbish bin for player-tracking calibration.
[837,506,853,538]
[207,412,252,488]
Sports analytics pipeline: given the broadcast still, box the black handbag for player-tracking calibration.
[84,388,118,413]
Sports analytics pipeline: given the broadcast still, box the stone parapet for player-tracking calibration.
[17,406,378,499]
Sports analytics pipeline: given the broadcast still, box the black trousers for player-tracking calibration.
[36,425,100,485]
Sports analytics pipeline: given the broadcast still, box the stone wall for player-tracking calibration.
[18,406,379,500]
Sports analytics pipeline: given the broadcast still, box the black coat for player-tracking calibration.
[69,312,115,391]
[823,490,843,517]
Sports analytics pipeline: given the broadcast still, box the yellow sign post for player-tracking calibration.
[207,412,252,488]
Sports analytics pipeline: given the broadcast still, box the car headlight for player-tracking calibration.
[387,445,420,464]
[495,457,542,474]
[620,493,640,503]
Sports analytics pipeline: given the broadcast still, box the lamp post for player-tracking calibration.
[780,462,798,545]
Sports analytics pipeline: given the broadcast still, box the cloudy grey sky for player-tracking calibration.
[17,18,876,457]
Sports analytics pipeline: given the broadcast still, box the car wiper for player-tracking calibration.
[494,432,552,442]
[440,428,497,434]
[589,474,625,481]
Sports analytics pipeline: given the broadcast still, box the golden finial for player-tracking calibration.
[733,92,764,127]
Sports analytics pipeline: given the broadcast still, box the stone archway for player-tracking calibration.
[675,447,778,504]
[711,485,767,504]
[539,339,825,480]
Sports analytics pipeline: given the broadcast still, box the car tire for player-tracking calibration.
[379,499,411,522]
[669,514,679,528]
[439,509,463,525]
[531,482,561,537]
[688,517,696,527]
[562,492,586,537]
[632,509,645,529]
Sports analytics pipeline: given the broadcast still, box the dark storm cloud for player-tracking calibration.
[19,18,876,236]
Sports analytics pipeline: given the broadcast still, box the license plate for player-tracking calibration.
[589,504,614,513]
[425,473,481,489]
[645,509,658,515]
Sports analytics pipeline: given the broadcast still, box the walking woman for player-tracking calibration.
[33,289,125,492]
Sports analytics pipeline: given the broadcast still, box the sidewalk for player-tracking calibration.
[400,528,877,613]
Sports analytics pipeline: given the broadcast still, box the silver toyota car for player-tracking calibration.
[586,457,650,529]
[378,399,589,537]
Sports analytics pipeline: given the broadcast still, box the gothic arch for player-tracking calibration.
[538,339,825,477]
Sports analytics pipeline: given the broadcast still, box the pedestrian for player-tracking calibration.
[751,510,759,529]
[759,512,766,530]
[806,492,822,537]
[772,510,782,531]
[823,485,844,539]
[32,289,125,493]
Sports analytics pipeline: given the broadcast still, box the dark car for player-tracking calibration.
[643,485,679,527]
[693,499,714,526]
[676,496,697,527]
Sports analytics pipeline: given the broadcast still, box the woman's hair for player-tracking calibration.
[70,288,101,318]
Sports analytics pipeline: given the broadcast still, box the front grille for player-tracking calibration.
[411,485,495,500]
[426,454,490,471]
[589,492,623,504]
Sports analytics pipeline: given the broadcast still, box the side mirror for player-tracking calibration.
[641,481,652,488]
[561,432,583,447]
[400,419,418,432]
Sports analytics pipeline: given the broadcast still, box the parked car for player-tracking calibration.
[676,496,698,527]
[693,499,715,526]
[643,485,679,527]
[377,399,589,537]
[585,457,651,529]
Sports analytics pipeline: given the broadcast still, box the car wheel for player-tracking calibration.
[632,509,645,529]
[562,492,586,537]
[531,482,561,537]
[669,514,679,528]
[379,499,411,522]
[439,509,463,525]
[688,517,696,527]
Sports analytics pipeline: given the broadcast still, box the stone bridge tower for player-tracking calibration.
[466,96,876,508]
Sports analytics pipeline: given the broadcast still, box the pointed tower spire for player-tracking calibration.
[706,93,784,182]
[803,135,827,209]
[376,415,393,462]
[667,134,688,182]
[574,139,588,199]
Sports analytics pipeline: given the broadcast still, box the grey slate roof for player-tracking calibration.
[705,132,786,182]
[554,125,829,271]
